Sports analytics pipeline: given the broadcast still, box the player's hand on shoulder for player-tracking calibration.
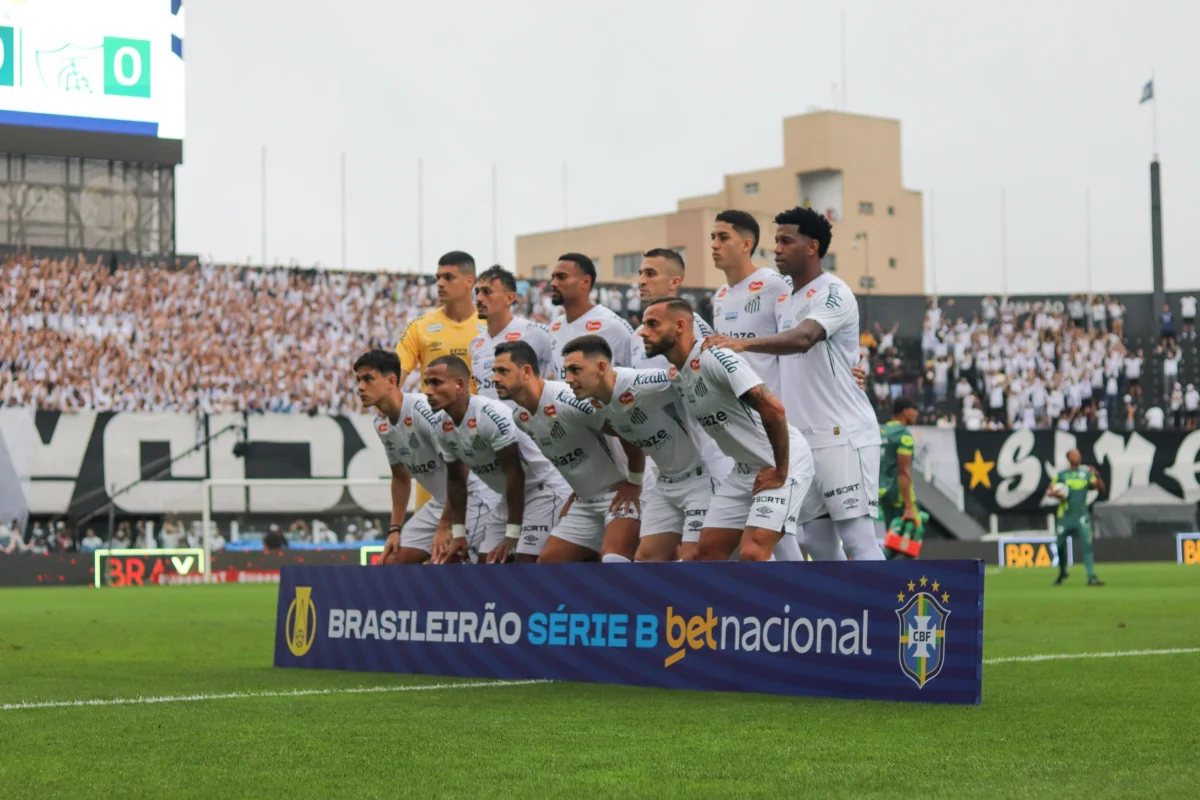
[703,334,743,353]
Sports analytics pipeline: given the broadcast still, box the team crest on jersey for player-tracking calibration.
[586,320,602,332]
[404,416,413,427]
[552,321,562,332]
[505,331,522,341]
[472,436,487,453]
[378,421,389,433]
[619,391,635,406]
[442,421,455,432]
[428,323,444,333]
[744,296,761,314]
[550,420,567,440]
[630,407,649,425]
[896,578,951,689]
[748,280,764,292]
[518,410,531,423]
[544,405,557,417]
[690,358,701,371]
[694,378,708,397]
[467,418,477,430]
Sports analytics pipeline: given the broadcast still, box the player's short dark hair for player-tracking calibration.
[774,206,833,258]
[437,251,476,276]
[427,355,471,382]
[561,335,613,363]
[892,396,916,415]
[643,248,685,276]
[715,209,760,252]
[558,253,597,286]
[645,296,694,318]
[477,265,516,293]
[494,340,539,372]
[353,349,401,379]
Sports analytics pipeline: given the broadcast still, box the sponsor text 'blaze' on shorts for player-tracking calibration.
[549,490,643,552]
[799,442,880,523]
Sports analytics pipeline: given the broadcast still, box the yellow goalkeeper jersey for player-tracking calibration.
[395,307,487,393]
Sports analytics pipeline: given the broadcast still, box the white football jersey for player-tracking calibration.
[549,304,637,379]
[470,316,556,403]
[433,395,558,496]
[711,268,791,398]
[775,274,881,449]
[671,341,801,469]
[631,312,714,370]
[513,380,628,496]
[372,393,490,503]
[593,367,713,480]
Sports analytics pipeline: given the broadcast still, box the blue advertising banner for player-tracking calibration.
[274,560,985,705]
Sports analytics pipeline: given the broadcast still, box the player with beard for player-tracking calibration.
[562,334,731,561]
[547,253,637,379]
[709,210,791,399]
[421,356,570,564]
[492,341,645,563]
[630,249,714,369]
[704,206,885,561]
[354,350,496,564]
[470,265,555,404]
[640,297,814,561]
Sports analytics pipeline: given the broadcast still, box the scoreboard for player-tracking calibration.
[0,0,184,163]
[94,548,205,588]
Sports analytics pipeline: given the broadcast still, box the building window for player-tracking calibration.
[859,201,874,215]
[822,252,837,272]
[887,206,895,216]
[614,252,641,278]
[889,257,897,269]
[531,265,547,280]
[744,182,759,195]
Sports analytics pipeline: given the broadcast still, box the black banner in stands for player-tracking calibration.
[4,410,393,520]
[955,429,1200,514]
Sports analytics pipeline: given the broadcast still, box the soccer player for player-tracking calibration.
[640,297,814,561]
[353,350,495,564]
[547,253,637,379]
[1046,450,1106,586]
[470,265,556,402]
[492,341,645,563]
[630,248,714,370]
[396,251,488,510]
[879,397,923,560]
[421,356,570,564]
[709,210,791,398]
[704,206,885,562]
[562,335,731,561]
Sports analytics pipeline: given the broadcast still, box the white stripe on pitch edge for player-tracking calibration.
[983,647,1200,664]
[0,679,547,712]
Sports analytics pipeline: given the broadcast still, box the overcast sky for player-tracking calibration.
[176,1,1200,294]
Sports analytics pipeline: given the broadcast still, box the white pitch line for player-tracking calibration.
[984,647,1200,665]
[0,679,548,712]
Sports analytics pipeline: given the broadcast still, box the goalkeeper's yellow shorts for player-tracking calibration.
[415,484,431,510]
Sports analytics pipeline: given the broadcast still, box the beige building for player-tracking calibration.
[516,110,925,295]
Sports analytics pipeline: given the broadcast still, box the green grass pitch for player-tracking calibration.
[1,563,1197,799]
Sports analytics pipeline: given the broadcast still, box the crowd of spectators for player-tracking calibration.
[0,254,707,414]
[864,294,1200,431]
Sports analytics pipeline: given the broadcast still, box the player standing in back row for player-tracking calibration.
[470,265,556,404]
[547,253,637,379]
[709,210,790,399]
[705,206,885,561]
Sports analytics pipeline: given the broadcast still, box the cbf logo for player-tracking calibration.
[286,586,317,657]
[895,576,950,689]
